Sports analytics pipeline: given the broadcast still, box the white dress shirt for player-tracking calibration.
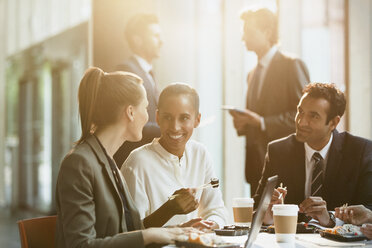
[304,133,333,198]
[133,54,156,87]
[256,45,278,131]
[122,138,228,227]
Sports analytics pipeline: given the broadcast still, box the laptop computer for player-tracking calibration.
[173,175,278,248]
[244,175,278,248]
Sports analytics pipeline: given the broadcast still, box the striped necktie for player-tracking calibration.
[311,152,324,196]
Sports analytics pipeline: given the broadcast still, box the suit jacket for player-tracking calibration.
[55,135,145,248]
[114,56,161,167]
[254,130,372,214]
[240,50,309,193]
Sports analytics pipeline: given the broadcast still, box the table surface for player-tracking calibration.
[164,233,372,248]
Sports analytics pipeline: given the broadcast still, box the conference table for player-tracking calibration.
[164,232,372,248]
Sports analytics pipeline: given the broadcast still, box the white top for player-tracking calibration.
[304,133,333,198]
[122,138,228,227]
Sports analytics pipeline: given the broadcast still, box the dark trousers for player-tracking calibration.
[245,144,266,195]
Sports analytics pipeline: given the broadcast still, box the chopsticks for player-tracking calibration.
[340,203,348,209]
[278,183,287,204]
[196,179,219,190]
[168,178,219,200]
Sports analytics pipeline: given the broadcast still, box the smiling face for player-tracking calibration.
[295,94,339,150]
[156,94,201,158]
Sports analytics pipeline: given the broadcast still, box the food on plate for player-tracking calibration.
[324,224,364,236]
[177,232,225,246]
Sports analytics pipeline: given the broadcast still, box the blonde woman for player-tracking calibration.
[55,68,189,247]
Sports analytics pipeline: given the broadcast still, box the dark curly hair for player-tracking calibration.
[303,82,346,124]
[158,83,199,115]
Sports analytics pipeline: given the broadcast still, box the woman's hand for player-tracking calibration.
[142,227,195,245]
[180,217,219,231]
[335,205,372,225]
[143,188,198,228]
[169,188,199,215]
[361,224,372,240]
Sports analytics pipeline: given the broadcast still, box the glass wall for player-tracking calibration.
[4,23,88,213]
[301,0,346,129]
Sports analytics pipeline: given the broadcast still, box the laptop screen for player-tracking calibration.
[244,175,278,248]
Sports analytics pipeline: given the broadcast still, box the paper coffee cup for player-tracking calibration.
[232,198,254,227]
[272,204,299,243]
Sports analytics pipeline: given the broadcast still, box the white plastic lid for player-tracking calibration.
[232,197,254,206]
[272,204,299,216]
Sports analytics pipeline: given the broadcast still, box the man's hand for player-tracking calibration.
[300,197,333,227]
[169,188,198,215]
[180,218,219,231]
[271,187,287,205]
[263,187,288,225]
[361,224,372,240]
[335,205,372,225]
[229,109,261,131]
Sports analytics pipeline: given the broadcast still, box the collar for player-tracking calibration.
[133,54,153,74]
[93,135,118,167]
[304,133,333,162]
[259,45,277,68]
[152,138,186,166]
[84,135,108,165]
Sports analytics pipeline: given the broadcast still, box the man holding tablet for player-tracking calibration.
[228,8,309,193]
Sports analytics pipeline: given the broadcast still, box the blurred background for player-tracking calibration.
[0,0,371,246]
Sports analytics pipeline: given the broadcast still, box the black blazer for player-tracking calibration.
[239,50,309,192]
[255,130,372,212]
[56,135,145,248]
[114,56,161,167]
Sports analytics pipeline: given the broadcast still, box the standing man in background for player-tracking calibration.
[229,8,309,193]
[114,13,163,167]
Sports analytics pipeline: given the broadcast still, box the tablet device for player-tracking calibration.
[244,175,278,248]
[221,105,246,114]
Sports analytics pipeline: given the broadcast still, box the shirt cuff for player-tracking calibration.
[260,117,266,131]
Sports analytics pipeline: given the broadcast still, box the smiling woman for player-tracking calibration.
[157,83,201,158]
[122,83,228,229]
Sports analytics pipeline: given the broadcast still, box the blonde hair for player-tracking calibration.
[77,67,144,144]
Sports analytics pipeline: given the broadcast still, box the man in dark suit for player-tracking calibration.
[114,14,163,167]
[229,8,309,193]
[255,83,372,227]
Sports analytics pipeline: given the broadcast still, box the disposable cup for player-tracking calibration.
[232,198,254,227]
[272,204,299,243]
